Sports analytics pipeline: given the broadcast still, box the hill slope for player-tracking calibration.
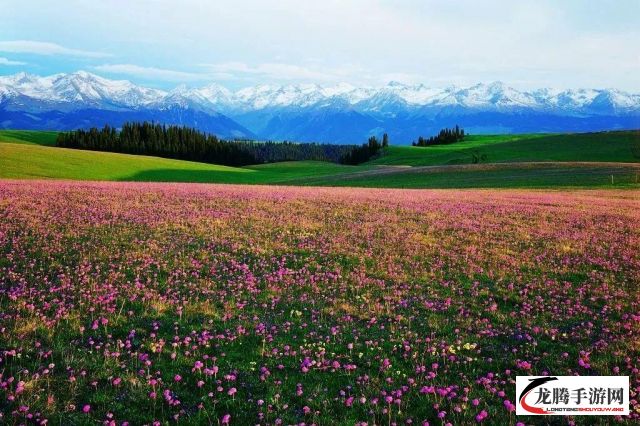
[370,132,640,166]
[299,162,640,188]
[0,138,359,184]
[0,142,256,182]
[1,130,639,188]
[0,130,58,146]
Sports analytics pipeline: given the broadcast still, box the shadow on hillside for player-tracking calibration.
[120,168,255,184]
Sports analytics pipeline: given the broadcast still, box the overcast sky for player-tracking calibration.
[0,0,638,90]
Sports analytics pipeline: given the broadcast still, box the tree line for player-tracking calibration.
[632,130,640,159]
[56,122,386,166]
[341,134,388,165]
[413,126,465,147]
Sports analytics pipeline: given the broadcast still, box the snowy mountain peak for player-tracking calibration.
[1,71,638,143]
[168,84,190,94]
[386,81,408,88]
[71,70,97,78]
[486,80,506,90]
[9,71,39,84]
[1,71,639,117]
[0,71,166,107]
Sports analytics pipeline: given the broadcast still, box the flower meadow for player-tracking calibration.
[0,180,639,425]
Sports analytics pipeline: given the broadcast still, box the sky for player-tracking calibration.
[0,0,638,91]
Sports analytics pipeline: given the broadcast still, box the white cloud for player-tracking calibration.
[202,62,360,83]
[0,40,112,58]
[0,57,26,66]
[93,64,205,81]
[97,61,352,85]
[2,1,639,90]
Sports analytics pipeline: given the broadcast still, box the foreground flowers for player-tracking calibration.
[0,181,638,425]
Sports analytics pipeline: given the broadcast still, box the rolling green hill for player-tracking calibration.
[369,132,640,166]
[0,130,58,146]
[299,162,640,188]
[0,142,255,182]
[0,141,361,184]
[1,130,639,188]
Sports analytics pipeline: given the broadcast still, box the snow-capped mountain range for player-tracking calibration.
[0,71,163,108]
[1,71,639,143]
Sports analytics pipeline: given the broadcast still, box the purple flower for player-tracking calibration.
[475,410,488,422]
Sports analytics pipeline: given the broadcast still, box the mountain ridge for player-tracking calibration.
[1,71,639,143]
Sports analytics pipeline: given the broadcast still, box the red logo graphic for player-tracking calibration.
[518,377,558,415]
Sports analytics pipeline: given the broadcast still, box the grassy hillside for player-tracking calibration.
[0,130,58,146]
[0,142,361,184]
[125,159,360,184]
[1,129,639,188]
[370,131,640,166]
[0,143,255,182]
[301,162,640,189]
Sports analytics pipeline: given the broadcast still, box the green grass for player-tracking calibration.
[125,160,361,184]
[0,142,364,184]
[0,129,59,146]
[301,162,640,189]
[247,161,363,182]
[0,143,256,182]
[370,132,640,167]
[1,129,639,188]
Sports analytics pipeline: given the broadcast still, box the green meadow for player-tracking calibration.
[0,129,59,146]
[370,132,640,166]
[1,129,638,188]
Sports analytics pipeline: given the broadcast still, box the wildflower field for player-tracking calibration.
[0,180,638,425]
